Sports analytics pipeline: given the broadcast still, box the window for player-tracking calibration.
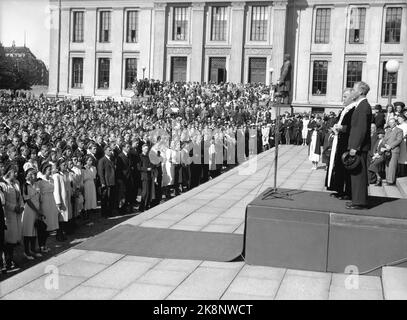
[98,58,110,89]
[315,8,331,44]
[171,57,187,82]
[346,61,363,89]
[211,6,227,41]
[126,11,139,43]
[312,61,328,95]
[71,58,83,88]
[250,6,268,41]
[349,8,366,44]
[72,11,84,42]
[125,58,137,89]
[173,7,188,41]
[99,11,111,43]
[381,61,398,97]
[249,58,267,84]
[385,7,402,43]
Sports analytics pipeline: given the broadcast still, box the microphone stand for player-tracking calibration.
[262,86,292,201]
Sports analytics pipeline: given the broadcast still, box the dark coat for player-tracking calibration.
[138,154,153,181]
[116,152,132,181]
[374,112,385,130]
[348,99,372,153]
[98,156,116,186]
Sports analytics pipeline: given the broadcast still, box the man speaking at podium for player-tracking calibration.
[346,81,372,210]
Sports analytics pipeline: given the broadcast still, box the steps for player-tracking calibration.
[382,267,407,300]
[396,177,407,198]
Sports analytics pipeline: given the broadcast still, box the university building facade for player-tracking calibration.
[48,0,407,112]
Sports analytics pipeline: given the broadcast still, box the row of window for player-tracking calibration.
[312,60,398,97]
[72,5,269,44]
[71,57,137,90]
[315,6,403,44]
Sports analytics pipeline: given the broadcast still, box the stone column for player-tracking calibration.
[153,3,167,80]
[190,3,205,82]
[48,6,60,96]
[328,3,347,103]
[139,6,153,80]
[58,8,70,95]
[271,1,288,85]
[230,2,245,83]
[110,7,124,96]
[365,4,384,104]
[292,6,312,104]
[83,8,97,97]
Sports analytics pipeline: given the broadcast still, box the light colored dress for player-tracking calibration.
[302,119,310,139]
[163,148,175,186]
[0,179,24,244]
[22,182,40,237]
[70,167,84,216]
[38,178,59,231]
[53,172,73,222]
[309,130,320,162]
[83,166,97,210]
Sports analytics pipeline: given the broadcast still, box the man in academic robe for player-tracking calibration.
[138,144,154,212]
[346,82,372,209]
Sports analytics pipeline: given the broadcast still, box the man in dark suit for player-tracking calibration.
[137,144,153,212]
[347,81,372,209]
[98,146,116,217]
[116,142,135,213]
[373,105,385,130]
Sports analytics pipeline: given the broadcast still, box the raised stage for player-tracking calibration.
[245,188,407,275]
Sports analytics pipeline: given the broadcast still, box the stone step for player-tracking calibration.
[382,266,407,300]
[368,185,386,198]
[396,177,407,198]
[383,185,403,199]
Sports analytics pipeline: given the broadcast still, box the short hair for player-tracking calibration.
[343,88,353,95]
[355,81,370,96]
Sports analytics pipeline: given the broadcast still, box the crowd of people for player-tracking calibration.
[0,80,405,272]
[0,81,309,272]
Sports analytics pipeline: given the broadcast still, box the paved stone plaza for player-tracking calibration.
[0,145,403,300]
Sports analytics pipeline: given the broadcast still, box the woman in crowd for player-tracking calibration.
[38,162,59,252]
[83,156,97,219]
[0,164,24,270]
[308,121,323,170]
[302,115,310,146]
[385,104,395,126]
[21,163,42,260]
[53,158,72,241]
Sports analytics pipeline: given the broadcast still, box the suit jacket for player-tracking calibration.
[137,154,153,181]
[383,127,404,154]
[98,156,116,186]
[116,152,132,180]
[348,98,372,153]
[374,112,385,130]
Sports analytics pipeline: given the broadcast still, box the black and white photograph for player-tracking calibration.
[0,0,407,304]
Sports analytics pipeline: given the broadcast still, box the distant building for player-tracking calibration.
[5,42,49,86]
[48,0,406,112]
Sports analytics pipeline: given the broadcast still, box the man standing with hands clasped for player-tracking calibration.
[346,82,372,210]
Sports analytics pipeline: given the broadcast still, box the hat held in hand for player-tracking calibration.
[341,151,361,171]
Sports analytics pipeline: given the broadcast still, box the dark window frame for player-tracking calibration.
[312,60,328,95]
[381,61,398,97]
[250,6,268,41]
[211,6,227,41]
[98,58,110,89]
[346,61,363,89]
[315,8,331,44]
[126,11,139,43]
[72,11,84,43]
[99,11,111,43]
[173,7,188,41]
[385,7,402,43]
[125,58,137,89]
[349,7,366,44]
[71,57,84,88]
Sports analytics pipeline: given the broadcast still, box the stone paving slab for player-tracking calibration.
[1,146,392,300]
